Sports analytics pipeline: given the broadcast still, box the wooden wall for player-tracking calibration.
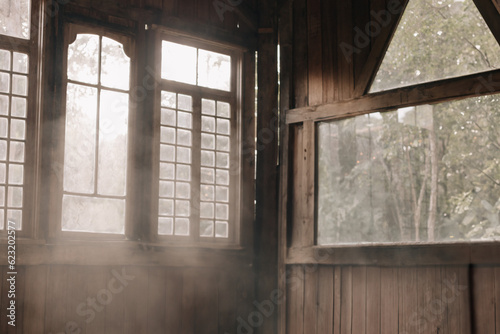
[0,264,253,333]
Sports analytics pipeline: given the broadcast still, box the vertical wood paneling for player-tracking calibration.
[147,267,166,333]
[303,268,318,334]
[340,266,352,334]
[336,0,354,100]
[218,271,237,334]
[286,265,304,334]
[86,267,107,334]
[291,124,304,247]
[124,267,148,334]
[65,266,87,334]
[44,266,68,334]
[165,269,183,333]
[333,267,341,334]
[495,267,500,334]
[307,0,322,106]
[366,266,381,334]
[292,0,309,108]
[321,0,337,103]
[380,267,398,333]
[104,267,125,334]
[23,266,47,333]
[472,266,496,334]
[317,266,334,334]
[181,268,196,334]
[195,270,218,334]
[351,266,367,334]
[399,267,417,334]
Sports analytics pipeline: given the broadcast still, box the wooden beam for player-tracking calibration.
[473,0,500,47]
[286,69,500,123]
[353,0,410,97]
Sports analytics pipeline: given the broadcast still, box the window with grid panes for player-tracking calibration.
[0,0,37,235]
[157,36,241,244]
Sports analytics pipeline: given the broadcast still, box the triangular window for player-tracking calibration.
[370,0,500,93]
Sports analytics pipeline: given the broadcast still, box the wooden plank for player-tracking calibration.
[399,267,417,334]
[442,267,461,334]
[165,269,183,333]
[286,265,304,334]
[124,267,148,334]
[457,266,471,333]
[333,267,341,334]
[495,267,500,334]
[352,0,372,84]
[286,68,500,124]
[317,266,334,334]
[181,268,196,334]
[336,0,354,100]
[321,0,337,103]
[340,266,352,334]
[147,267,166,333]
[380,267,398,333]
[291,124,304,247]
[351,266,367,334]
[301,121,315,248]
[23,266,47,333]
[366,266,381,334]
[307,0,323,105]
[195,269,218,334]
[472,0,500,46]
[217,270,237,334]
[85,266,106,334]
[104,267,125,334]
[65,266,87,334]
[44,266,68,334]
[293,0,308,108]
[303,267,318,334]
[471,266,495,334]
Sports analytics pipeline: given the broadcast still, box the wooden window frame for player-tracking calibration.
[0,0,42,240]
[284,69,500,266]
[48,21,136,241]
[150,30,244,247]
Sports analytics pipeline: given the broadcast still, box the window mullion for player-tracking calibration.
[191,94,202,242]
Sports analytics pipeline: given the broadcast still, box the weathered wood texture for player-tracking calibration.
[285,264,500,334]
[0,265,253,334]
[284,0,408,107]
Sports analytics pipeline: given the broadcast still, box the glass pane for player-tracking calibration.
[161,108,176,127]
[216,169,229,185]
[8,164,23,185]
[215,221,228,238]
[158,217,173,235]
[200,185,214,201]
[0,209,3,229]
[12,74,27,96]
[177,129,192,146]
[202,116,215,133]
[97,90,128,196]
[0,0,30,39]
[0,164,5,182]
[10,119,25,140]
[161,91,176,108]
[216,186,229,203]
[159,181,174,198]
[161,41,196,84]
[0,72,9,93]
[174,218,189,236]
[201,167,215,184]
[7,186,22,207]
[217,118,230,135]
[0,94,7,115]
[175,200,190,217]
[201,133,215,150]
[216,203,229,220]
[198,49,231,91]
[200,220,214,237]
[216,152,229,168]
[201,150,215,167]
[7,209,21,230]
[176,182,190,199]
[202,99,216,115]
[0,186,4,206]
[176,147,191,164]
[178,94,192,111]
[0,50,10,71]
[317,94,500,244]
[370,0,500,92]
[11,97,26,118]
[12,52,28,74]
[161,127,176,144]
[177,111,192,129]
[62,195,125,234]
[217,101,230,118]
[0,117,7,137]
[159,162,175,180]
[159,199,174,216]
[63,84,97,194]
[9,141,24,162]
[0,140,6,160]
[216,135,230,152]
[200,202,214,219]
[67,34,99,84]
[160,144,175,162]
[101,37,130,90]
[176,164,190,181]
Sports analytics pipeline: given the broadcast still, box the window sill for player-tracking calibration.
[286,241,500,266]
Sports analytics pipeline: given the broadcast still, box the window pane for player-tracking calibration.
[161,41,196,84]
[12,52,28,74]
[11,97,26,118]
[0,0,30,39]
[0,50,10,71]
[198,49,231,91]
[67,34,99,85]
[370,0,500,92]
[158,217,173,235]
[63,84,97,194]
[101,37,130,90]
[62,195,125,234]
[317,94,500,244]
[0,94,8,115]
